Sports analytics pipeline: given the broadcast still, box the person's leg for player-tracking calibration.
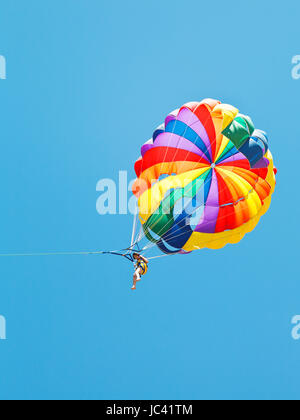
[131,273,137,290]
[131,269,142,290]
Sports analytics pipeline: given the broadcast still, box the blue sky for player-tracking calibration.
[0,0,299,400]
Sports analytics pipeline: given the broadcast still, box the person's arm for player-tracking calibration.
[140,255,149,264]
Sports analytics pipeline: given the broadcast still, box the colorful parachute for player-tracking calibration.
[133,99,276,254]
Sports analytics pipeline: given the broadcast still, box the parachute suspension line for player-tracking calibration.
[147,253,178,260]
[136,175,206,252]
[135,225,144,244]
[139,185,229,253]
[100,250,134,262]
[141,193,254,253]
[140,168,246,254]
[0,248,140,262]
[130,201,139,248]
[140,201,220,253]
[0,251,106,258]
[145,171,261,250]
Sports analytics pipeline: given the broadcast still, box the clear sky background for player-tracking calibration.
[0,0,299,400]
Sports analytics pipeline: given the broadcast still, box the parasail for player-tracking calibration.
[0,99,277,271]
[132,99,276,255]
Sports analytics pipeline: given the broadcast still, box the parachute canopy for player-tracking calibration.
[133,99,276,255]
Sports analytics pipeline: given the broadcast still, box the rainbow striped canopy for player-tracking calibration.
[133,99,276,254]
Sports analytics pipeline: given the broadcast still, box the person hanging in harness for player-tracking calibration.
[131,253,149,290]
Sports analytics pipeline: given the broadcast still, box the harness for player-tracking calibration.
[136,259,148,275]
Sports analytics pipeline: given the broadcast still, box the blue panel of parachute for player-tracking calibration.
[239,129,269,168]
